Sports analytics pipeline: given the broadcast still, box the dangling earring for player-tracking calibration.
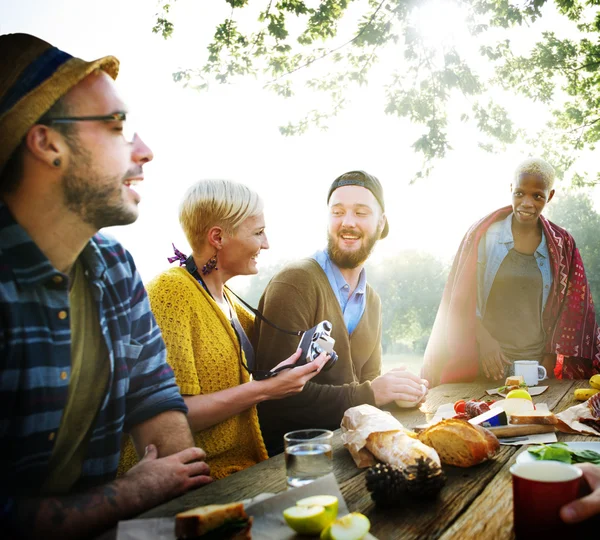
[53,158,61,167]
[201,252,218,275]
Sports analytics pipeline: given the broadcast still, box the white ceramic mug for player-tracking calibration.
[514,360,547,386]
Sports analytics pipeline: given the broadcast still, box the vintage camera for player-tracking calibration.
[297,320,338,371]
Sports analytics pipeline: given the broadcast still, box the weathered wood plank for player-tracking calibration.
[530,378,574,410]
[438,450,517,540]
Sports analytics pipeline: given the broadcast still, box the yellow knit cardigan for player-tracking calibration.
[118,267,268,479]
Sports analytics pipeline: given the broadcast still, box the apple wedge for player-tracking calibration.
[297,495,339,525]
[320,512,371,540]
[283,504,330,535]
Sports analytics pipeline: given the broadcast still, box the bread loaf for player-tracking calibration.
[341,404,441,471]
[509,411,558,425]
[366,430,441,469]
[418,419,499,468]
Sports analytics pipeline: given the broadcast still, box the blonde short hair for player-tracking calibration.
[514,157,555,190]
[179,179,263,253]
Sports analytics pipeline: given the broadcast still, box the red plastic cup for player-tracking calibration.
[510,461,583,538]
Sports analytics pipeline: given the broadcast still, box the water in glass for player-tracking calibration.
[285,442,333,487]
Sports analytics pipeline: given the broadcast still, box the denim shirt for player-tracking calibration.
[477,212,552,319]
[312,250,367,334]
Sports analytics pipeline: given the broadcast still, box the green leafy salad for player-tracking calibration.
[527,442,600,465]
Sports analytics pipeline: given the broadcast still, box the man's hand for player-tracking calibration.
[8,445,212,540]
[541,353,556,379]
[122,444,212,508]
[371,367,427,407]
[560,464,600,524]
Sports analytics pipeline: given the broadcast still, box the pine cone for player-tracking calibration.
[365,458,446,508]
[402,457,446,498]
[365,463,406,507]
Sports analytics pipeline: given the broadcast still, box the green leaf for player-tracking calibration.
[527,443,600,465]
[570,449,600,465]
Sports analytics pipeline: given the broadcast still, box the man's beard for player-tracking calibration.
[61,141,140,230]
[327,228,379,269]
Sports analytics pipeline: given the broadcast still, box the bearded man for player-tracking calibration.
[0,33,210,539]
[253,171,428,455]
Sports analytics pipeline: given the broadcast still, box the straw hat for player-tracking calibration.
[0,33,119,174]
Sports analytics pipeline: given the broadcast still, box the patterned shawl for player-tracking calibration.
[422,206,600,386]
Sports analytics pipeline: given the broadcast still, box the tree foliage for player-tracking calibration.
[366,252,448,352]
[154,0,600,182]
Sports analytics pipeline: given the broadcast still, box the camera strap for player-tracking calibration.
[183,255,303,380]
[184,255,302,336]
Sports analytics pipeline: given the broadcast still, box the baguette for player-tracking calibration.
[366,430,441,469]
[509,411,558,425]
[418,419,499,468]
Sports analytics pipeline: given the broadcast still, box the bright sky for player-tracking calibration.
[2,0,599,289]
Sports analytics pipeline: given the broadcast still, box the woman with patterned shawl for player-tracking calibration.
[423,157,600,387]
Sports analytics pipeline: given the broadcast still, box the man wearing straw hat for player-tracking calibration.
[0,33,211,538]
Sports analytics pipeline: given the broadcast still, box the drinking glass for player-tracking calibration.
[284,429,333,488]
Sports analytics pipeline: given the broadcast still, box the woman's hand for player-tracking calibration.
[479,334,511,380]
[260,348,329,400]
[476,319,511,380]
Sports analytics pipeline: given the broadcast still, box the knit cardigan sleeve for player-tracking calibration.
[146,270,201,395]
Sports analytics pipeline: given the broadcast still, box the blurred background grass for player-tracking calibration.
[381,353,424,376]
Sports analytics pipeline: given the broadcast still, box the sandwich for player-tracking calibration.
[175,502,252,539]
[498,375,527,394]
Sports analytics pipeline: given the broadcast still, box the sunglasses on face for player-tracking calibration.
[44,112,137,142]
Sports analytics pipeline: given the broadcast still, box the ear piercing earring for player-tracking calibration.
[201,252,218,275]
[53,158,61,167]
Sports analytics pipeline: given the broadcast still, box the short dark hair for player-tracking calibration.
[0,96,74,195]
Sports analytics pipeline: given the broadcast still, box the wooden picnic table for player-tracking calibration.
[138,378,598,539]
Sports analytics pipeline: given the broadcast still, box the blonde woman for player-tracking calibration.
[119,180,328,479]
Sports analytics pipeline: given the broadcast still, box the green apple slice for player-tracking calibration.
[283,504,329,535]
[327,513,371,540]
[296,495,339,525]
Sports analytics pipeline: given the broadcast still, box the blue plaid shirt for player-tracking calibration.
[0,202,187,499]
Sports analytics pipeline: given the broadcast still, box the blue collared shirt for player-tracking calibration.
[312,250,367,334]
[0,201,186,501]
[477,212,553,319]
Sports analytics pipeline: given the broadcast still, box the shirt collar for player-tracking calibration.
[0,201,106,288]
[322,249,367,295]
[499,211,547,258]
